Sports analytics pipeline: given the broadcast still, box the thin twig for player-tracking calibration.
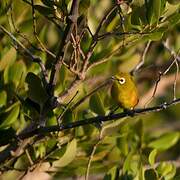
[163,40,180,62]
[132,41,151,75]
[57,91,79,125]
[85,130,103,180]
[173,59,179,100]
[144,53,180,107]
[72,79,112,110]
[0,25,49,86]
[30,0,55,58]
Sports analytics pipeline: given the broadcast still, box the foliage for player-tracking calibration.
[0,0,180,179]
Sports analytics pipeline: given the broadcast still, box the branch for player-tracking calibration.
[49,0,79,93]
[17,97,180,140]
[132,40,151,74]
[0,25,49,86]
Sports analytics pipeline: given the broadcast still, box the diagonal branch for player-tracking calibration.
[0,25,49,87]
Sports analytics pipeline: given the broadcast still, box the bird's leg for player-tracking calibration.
[123,108,135,117]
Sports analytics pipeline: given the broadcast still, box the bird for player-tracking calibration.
[111,72,139,110]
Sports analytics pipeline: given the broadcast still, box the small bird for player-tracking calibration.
[111,72,139,110]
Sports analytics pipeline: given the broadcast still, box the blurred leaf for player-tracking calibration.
[131,5,147,26]
[164,164,176,180]
[79,0,90,15]
[89,93,105,115]
[167,13,180,27]
[0,104,20,128]
[41,0,54,7]
[123,151,134,174]
[53,139,77,167]
[145,0,162,25]
[144,169,158,180]
[144,27,166,41]
[132,0,145,7]
[101,118,127,137]
[63,109,74,124]
[0,127,16,146]
[149,149,158,166]
[167,0,180,4]
[35,142,46,159]
[0,90,7,107]
[0,47,16,71]
[148,132,179,150]
[116,123,129,156]
[4,61,26,88]
[25,72,49,106]
[103,166,119,180]
[34,5,53,16]
[157,162,176,178]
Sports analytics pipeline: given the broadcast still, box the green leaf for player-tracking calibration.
[167,13,180,27]
[0,47,16,71]
[144,27,166,41]
[34,5,53,16]
[148,132,179,150]
[149,149,158,166]
[0,128,16,146]
[4,61,26,88]
[157,162,175,178]
[53,139,77,167]
[0,90,7,107]
[144,169,158,180]
[131,6,147,26]
[0,104,20,128]
[35,143,46,159]
[103,166,119,180]
[101,118,127,137]
[123,151,134,174]
[167,0,180,4]
[146,0,161,25]
[41,0,54,7]
[25,72,49,106]
[79,0,90,15]
[89,93,105,115]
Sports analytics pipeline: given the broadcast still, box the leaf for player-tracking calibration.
[89,93,105,115]
[0,47,16,71]
[131,6,147,26]
[146,0,161,25]
[0,104,20,128]
[79,0,90,15]
[0,90,7,107]
[149,149,158,166]
[41,0,54,7]
[148,132,179,150]
[144,27,166,41]
[4,61,26,88]
[167,0,180,4]
[167,13,180,27]
[156,162,175,178]
[34,5,53,16]
[25,72,49,106]
[101,118,127,137]
[0,127,16,146]
[103,166,119,180]
[144,169,158,180]
[53,139,77,168]
[123,151,133,174]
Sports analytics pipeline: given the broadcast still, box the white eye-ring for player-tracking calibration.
[118,77,126,84]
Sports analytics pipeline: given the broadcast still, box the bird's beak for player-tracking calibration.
[111,76,117,81]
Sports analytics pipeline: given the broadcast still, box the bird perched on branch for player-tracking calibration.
[111,72,139,110]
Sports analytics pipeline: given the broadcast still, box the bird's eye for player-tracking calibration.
[118,77,126,84]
